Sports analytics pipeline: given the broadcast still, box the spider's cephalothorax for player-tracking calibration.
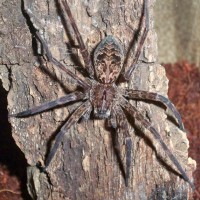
[94,36,124,84]
[90,82,117,118]
[11,0,195,190]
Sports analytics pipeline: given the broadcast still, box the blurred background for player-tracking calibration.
[0,0,200,199]
[155,0,200,66]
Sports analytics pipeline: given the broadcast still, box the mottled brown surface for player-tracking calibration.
[0,0,195,199]
[94,36,124,83]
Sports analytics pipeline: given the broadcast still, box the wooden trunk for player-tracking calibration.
[0,0,196,199]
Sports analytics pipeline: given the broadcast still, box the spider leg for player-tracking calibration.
[125,89,185,131]
[125,137,132,186]
[45,100,91,168]
[110,107,132,186]
[35,32,90,90]
[123,0,149,81]
[61,0,94,78]
[9,92,85,118]
[120,97,195,190]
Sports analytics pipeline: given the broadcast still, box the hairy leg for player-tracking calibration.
[120,97,195,190]
[123,0,149,81]
[110,107,132,186]
[45,100,91,168]
[125,89,185,131]
[125,137,132,186]
[35,32,90,89]
[9,92,85,117]
[61,0,94,78]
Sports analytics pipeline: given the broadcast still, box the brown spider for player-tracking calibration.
[10,0,194,189]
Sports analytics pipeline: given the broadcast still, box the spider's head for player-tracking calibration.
[94,36,124,84]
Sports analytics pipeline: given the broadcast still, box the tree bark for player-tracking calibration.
[0,0,196,199]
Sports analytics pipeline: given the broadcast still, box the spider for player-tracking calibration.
[10,0,194,189]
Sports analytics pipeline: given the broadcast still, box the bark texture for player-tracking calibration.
[0,0,196,199]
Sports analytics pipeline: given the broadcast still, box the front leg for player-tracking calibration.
[9,92,85,117]
[125,89,185,131]
[61,0,94,78]
[123,0,149,81]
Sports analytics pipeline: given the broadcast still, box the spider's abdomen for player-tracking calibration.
[90,83,116,119]
[94,36,124,84]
